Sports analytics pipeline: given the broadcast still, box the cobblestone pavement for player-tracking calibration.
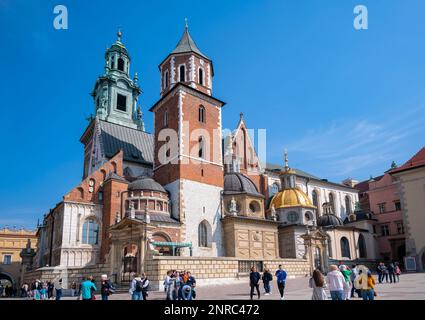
[55,272,424,300]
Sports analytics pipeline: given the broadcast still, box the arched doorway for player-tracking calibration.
[0,273,15,297]
[314,247,322,270]
[152,232,172,256]
[121,244,138,283]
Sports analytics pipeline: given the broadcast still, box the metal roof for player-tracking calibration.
[171,26,209,60]
[98,120,154,165]
[128,177,166,192]
[224,172,264,197]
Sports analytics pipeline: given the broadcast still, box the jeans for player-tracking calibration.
[250,284,260,299]
[361,289,374,300]
[389,273,395,283]
[132,291,143,300]
[330,290,344,300]
[55,289,62,300]
[277,282,286,298]
[101,293,108,300]
[264,282,271,294]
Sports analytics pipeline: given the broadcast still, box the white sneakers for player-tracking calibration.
[280,296,285,300]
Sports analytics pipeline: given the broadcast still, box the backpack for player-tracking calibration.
[135,280,143,292]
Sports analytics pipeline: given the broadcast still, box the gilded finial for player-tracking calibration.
[240,112,243,120]
[185,18,188,30]
[117,28,122,42]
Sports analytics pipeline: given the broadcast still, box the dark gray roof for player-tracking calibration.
[128,177,166,193]
[266,163,320,180]
[105,172,128,183]
[171,27,209,60]
[317,214,344,227]
[134,212,179,224]
[99,120,153,165]
[224,172,264,197]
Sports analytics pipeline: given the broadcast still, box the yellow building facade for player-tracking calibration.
[0,227,37,290]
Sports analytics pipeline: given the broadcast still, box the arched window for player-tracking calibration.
[110,56,115,69]
[312,190,318,208]
[111,161,117,174]
[198,221,209,247]
[358,234,367,258]
[117,58,125,71]
[77,187,84,199]
[100,169,106,181]
[198,68,204,85]
[164,70,169,89]
[198,105,205,123]
[340,237,351,259]
[328,239,333,258]
[163,109,168,127]
[179,65,185,82]
[198,136,204,159]
[329,193,335,214]
[82,219,99,245]
[345,196,352,215]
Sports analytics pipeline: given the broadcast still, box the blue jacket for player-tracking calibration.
[275,269,287,283]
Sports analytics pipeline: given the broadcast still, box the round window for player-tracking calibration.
[287,211,299,223]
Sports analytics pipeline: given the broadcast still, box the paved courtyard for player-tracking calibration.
[54,272,424,300]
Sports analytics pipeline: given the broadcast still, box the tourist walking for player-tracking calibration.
[395,262,401,282]
[339,265,352,300]
[47,281,54,299]
[309,268,328,300]
[275,264,287,300]
[249,266,261,300]
[129,274,144,300]
[79,276,97,301]
[164,270,173,300]
[262,268,273,295]
[350,265,361,298]
[387,263,396,283]
[140,273,150,300]
[31,279,42,300]
[54,279,63,300]
[354,266,376,300]
[100,274,114,301]
[326,265,345,300]
[185,271,197,299]
[70,281,77,297]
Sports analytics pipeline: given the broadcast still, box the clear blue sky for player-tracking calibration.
[1,0,424,229]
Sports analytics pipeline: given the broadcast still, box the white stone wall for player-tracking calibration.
[170,179,223,257]
[59,202,103,267]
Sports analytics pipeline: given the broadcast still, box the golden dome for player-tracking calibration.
[270,187,316,209]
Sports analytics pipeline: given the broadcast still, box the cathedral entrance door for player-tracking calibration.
[121,244,138,283]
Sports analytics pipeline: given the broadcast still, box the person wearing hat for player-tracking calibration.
[100,274,114,301]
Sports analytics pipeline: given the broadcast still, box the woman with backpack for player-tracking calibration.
[262,268,273,295]
[129,274,144,300]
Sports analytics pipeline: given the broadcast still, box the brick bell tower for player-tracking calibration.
[150,21,226,257]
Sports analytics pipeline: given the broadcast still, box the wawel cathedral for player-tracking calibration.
[28,26,379,289]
